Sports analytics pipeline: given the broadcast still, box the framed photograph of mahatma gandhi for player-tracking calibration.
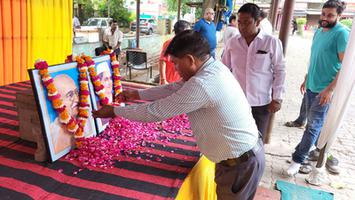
[90,55,114,133]
[29,62,98,162]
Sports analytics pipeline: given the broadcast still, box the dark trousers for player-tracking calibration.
[215,140,265,200]
[251,105,271,140]
[295,94,307,125]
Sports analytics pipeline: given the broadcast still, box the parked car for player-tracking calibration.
[131,18,157,35]
[81,17,113,30]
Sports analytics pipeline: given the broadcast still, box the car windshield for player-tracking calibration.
[84,19,100,26]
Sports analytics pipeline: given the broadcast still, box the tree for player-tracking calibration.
[98,0,133,26]
[77,0,95,23]
[166,0,191,17]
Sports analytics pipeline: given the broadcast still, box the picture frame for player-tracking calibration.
[29,62,98,162]
[90,55,114,134]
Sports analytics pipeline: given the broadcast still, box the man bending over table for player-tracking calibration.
[93,30,265,200]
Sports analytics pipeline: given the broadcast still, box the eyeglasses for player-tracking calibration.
[65,89,79,101]
[207,12,215,15]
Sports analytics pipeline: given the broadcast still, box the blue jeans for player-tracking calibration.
[292,90,330,164]
[294,94,307,125]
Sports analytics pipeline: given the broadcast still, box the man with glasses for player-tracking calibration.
[287,0,349,176]
[222,3,285,141]
[193,8,217,58]
[49,74,93,154]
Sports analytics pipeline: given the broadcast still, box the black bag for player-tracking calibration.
[95,46,107,56]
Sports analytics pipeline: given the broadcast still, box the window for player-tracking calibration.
[102,20,107,27]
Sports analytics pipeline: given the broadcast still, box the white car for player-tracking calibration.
[130,18,157,35]
[81,18,113,30]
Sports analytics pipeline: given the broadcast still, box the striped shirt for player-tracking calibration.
[114,58,259,162]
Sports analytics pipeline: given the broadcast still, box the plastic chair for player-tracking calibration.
[126,50,153,81]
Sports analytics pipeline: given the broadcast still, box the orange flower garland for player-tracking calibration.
[83,53,123,105]
[34,58,91,147]
[82,55,110,105]
[108,52,123,101]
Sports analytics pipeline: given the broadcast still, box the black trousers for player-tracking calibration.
[251,104,271,140]
[215,139,265,200]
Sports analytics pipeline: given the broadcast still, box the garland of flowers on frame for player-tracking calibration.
[34,59,91,147]
[107,52,123,101]
[82,55,110,105]
[84,51,123,104]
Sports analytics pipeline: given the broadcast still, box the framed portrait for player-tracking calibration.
[29,62,98,162]
[90,55,115,133]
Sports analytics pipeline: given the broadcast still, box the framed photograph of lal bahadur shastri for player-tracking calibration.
[90,55,115,133]
[29,62,97,162]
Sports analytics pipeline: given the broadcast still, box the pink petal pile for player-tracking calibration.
[66,114,192,169]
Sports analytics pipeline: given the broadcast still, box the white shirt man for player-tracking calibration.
[223,15,240,46]
[259,18,273,35]
[222,5,285,139]
[103,21,123,51]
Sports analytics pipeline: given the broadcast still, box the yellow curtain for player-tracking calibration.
[27,0,72,69]
[0,0,72,86]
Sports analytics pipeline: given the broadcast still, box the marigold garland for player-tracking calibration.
[35,58,91,148]
[108,52,123,101]
[82,52,123,105]
[82,55,110,105]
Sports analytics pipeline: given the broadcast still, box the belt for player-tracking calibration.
[219,139,263,167]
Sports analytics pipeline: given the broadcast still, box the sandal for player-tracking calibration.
[299,164,313,174]
[284,121,305,128]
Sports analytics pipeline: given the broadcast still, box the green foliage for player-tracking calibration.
[97,0,132,27]
[340,18,353,29]
[166,0,191,17]
[78,0,95,23]
[296,18,307,25]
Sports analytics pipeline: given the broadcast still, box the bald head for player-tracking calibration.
[53,74,79,117]
[204,8,215,22]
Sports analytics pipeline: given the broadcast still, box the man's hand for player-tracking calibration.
[268,100,282,113]
[115,90,140,102]
[318,87,333,106]
[300,80,306,95]
[92,105,116,118]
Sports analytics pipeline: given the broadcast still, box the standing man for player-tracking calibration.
[223,14,240,47]
[222,3,286,140]
[287,0,349,176]
[103,20,123,59]
[194,8,217,58]
[72,15,81,37]
[259,10,273,35]
[93,30,265,200]
[159,20,190,85]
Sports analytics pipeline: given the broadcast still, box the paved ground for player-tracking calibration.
[94,32,355,199]
[260,33,355,200]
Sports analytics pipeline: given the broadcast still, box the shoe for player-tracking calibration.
[286,161,301,176]
[308,150,340,174]
[284,121,305,128]
[326,155,340,174]
[299,164,312,174]
[308,149,320,161]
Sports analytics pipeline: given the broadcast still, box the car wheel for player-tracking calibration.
[147,29,153,35]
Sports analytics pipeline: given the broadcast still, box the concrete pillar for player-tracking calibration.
[278,0,295,54]
[270,0,280,31]
[136,0,140,48]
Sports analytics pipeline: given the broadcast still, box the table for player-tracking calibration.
[0,81,217,199]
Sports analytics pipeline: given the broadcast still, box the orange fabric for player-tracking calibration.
[159,39,181,83]
[0,0,27,85]
[0,0,72,86]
